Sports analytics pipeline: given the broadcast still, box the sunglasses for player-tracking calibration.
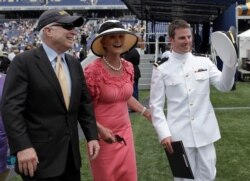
[51,24,75,31]
[115,135,127,145]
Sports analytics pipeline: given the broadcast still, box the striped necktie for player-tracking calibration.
[55,55,70,109]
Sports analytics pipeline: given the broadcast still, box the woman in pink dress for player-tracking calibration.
[84,20,151,181]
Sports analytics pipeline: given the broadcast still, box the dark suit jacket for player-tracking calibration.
[1,46,98,178]
[123,48,141,80]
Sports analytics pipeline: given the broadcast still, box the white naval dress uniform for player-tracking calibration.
[149,51,236,181]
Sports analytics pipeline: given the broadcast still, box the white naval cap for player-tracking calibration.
[211,31,238,68]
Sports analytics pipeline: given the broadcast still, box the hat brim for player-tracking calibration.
[57,16,83,27]
[91,28,138,57]
[211,31,237,68]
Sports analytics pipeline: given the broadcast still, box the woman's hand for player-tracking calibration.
[98,126,116,144]
[142,108,152,122]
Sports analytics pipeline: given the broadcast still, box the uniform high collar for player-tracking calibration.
[172,51,192,61]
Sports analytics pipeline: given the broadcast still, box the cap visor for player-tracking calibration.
[58,16,83,27]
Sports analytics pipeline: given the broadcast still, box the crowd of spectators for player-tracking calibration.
[0,17,147,62]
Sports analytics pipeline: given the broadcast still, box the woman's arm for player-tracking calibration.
[127,96,151,121]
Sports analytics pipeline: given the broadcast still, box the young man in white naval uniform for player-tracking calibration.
[149,19,237,181]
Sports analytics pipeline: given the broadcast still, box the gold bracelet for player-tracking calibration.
[141,107,147,115]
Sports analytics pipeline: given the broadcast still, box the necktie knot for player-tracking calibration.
[57,55,62,62]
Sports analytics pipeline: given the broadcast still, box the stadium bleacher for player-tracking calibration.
[0,0,168,59]
[97,0,123,5]
[0,0,124,6]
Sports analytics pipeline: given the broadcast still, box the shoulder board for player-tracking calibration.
[153,57,169,67]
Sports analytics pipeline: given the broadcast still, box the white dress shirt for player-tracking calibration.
[42,43,72,97]
[149,51,236,147]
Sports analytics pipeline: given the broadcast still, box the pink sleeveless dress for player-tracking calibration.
[84,58,137,181]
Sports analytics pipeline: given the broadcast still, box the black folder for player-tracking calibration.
[165,141,194,179]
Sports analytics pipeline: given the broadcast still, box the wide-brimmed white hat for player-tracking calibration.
[91,20,138,57]
[211,31,238,68]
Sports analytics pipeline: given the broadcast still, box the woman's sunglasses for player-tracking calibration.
[115,135,127,145]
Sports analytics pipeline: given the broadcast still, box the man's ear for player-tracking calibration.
[44,27,53,38]
[168,37,173,43]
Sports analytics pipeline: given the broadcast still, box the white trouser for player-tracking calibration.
[174,143,216,181]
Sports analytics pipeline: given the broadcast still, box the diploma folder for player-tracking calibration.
[165,141,194,179]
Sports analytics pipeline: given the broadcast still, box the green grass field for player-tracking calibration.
[9,82,250,181]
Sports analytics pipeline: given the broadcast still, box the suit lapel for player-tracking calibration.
[34,46,66,108]
[65,54,77,110]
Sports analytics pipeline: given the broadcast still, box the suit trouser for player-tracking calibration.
[21,144,80,181]
[133,79,139,100]
[174,143,216,181]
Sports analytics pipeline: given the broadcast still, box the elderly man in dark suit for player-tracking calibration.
[1,9,100,181]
